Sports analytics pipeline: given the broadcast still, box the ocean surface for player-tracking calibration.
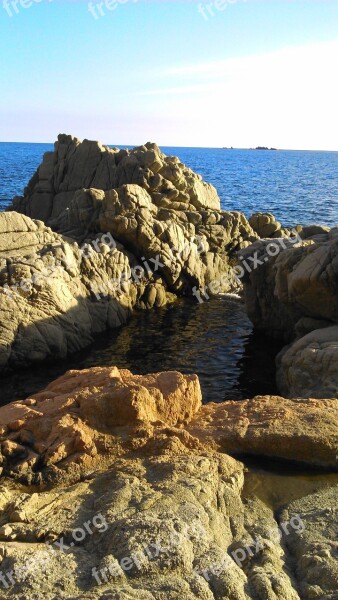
[0,142,336,404]
[0,142,337,227]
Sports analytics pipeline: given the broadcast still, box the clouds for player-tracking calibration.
[132,39,338,149]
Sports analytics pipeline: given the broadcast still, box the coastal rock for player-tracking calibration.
[276,326,338,398]
[0,212,145,372]
[281,485,338,600]
[1,367,337,485]
[240,227,338,340]
[2,366,335,598]
[0,367,202,482]
[11,136,221,221]
[0,136,261,371]
[187,394,338,468]
[248,212,289,239]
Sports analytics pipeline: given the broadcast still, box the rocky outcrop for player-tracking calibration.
[0,212,143,372]
[0,136,261,372]
[0,367,337,599]
[240,228,338,341]
[248,212,289,239]
[281,485,338,600]
[11,135,221,221]
[276,326,338,398]
[239,227,338,398]
[1,367,337,485]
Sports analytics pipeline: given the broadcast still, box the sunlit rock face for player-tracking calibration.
[0,366,337,599]
[1,135,259,372]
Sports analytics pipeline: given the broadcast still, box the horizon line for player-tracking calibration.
[0,141,337,153]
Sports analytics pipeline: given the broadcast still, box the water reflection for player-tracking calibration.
[0,296,281,406]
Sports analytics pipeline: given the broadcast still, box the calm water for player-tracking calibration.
[0,142,337,227]
[0,142,335,404]
[0,297,283,406]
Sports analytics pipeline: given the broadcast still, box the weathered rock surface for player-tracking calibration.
[0,212,144,372]
[248,212,289,239]
[281,485,338,600]
[1,135,261,372]
[241,228,338,339]
[276,326,338,398]
[187,395,338,468]
[240,228,338,341]
[11,135,221,221]
[1,366,337,599]
[240,228,338,398]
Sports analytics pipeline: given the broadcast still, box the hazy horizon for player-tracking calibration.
[1,141,337,153]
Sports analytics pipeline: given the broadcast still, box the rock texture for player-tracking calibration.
[187,395,338,468]
[0,212,141,372]
[0,367,337,599]
[248,212,289,239]
[240,228,338,398]
[240,228,338,341]
[1,135,261,372]
[276,326,338,398]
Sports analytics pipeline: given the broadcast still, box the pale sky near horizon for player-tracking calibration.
[0,0,338,150]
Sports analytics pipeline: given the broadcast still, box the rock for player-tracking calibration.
[187,394,338,468]
[248,212,289,239]
[0,367,337,597]
[240,227,338,341]
[1,136,260,372]
[276,326,338,398]
[239,227,338,398]
[11,136,221,221]
[281,485,338,600]
[0,367,202,481]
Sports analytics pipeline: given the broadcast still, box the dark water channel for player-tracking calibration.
[0,296,283,406]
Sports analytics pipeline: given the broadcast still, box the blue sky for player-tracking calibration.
[0,0,338,149]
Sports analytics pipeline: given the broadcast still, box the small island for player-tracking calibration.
[255,146,278,150]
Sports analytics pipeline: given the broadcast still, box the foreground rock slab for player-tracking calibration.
[0,367,337,599]
[187,395,338,469]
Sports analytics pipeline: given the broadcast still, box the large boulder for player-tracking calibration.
[187,394,338,468]
[276,326,338,398]
[240,228,338,341]
[0,212,143,372]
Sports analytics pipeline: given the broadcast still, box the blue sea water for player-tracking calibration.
[0,142,337,227]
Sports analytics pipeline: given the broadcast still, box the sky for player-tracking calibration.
[0,0,338,149]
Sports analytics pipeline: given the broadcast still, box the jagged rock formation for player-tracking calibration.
[240,228,338,398]
[0,367,337,599]
[0,135,260,372]
[11,135,221,221]
[240,228,338,341]
[0,212,139,372]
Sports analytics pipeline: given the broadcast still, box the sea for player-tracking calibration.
[0,142,337,227]
[0,143,337,405]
